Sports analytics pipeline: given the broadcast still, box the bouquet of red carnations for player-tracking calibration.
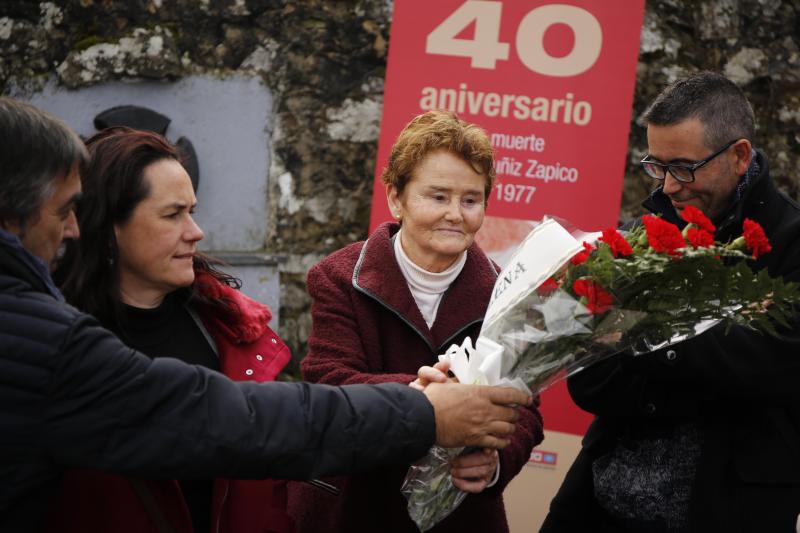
[402,206,800,532]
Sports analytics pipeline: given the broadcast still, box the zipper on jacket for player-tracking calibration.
[352,237,497,356]
[351,238,435,353]
[352,281,435,353]
[354,283,485,358]
[305,478,341,495]
[185,304,220,358]
[214,481,230,533]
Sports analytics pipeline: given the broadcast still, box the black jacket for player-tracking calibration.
[0,233,436,533]
[542,151,800,532]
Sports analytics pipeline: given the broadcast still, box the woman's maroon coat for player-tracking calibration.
[288,222,544,533]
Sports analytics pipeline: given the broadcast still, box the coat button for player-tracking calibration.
[256,354,263,361]
[271,338,278,344]
[245,369,254,376]
[644,402,656,414]
[666,350,677,361]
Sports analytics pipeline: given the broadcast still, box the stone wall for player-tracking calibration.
[2,0,798,371]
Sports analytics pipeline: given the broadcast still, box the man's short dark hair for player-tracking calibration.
[0,97,88,230]
[641,71,756,149]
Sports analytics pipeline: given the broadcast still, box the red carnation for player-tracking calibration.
[537,277,560,296]
[599,228,633,257]
[643,215,685,256]
[680,205,716,234]
[686,227,714,249]
[742,218,772,258]
[570,242,594,265]
[572,278,614,315]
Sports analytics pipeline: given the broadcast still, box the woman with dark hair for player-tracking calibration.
[47,127,293,533]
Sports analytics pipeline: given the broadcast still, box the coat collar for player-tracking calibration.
[352,222,499,352]
[193,269,273,344]
[0,228,63,300]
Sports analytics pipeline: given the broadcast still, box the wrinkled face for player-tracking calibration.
[18,167,82,270]
[646,118,749,220]
[114,159,204,304]
[387,149,486,272]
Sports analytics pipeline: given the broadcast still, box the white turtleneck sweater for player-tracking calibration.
[394,230,467,329]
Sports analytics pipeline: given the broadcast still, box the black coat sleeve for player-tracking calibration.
[43,314,436,480]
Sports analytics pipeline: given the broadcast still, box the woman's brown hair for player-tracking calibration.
[380,110,495,202]
[54,127,239,337]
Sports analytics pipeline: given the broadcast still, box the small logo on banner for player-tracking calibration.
[529,450,558,467]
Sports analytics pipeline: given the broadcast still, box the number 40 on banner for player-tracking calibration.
[427,1,603,76]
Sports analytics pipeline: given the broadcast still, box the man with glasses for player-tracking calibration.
[543,71,800,532]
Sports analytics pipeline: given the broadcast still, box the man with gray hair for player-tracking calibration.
[543,72,800,531]
[0,97,532,532]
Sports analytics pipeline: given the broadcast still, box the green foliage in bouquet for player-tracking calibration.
[404,208,800,533]
[402,445,470,531]
[504,207,800,392]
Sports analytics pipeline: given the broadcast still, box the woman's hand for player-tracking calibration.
[450,448,499,493]
[410,360,456,391]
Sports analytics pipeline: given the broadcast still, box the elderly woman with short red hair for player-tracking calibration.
[288,111,544,532]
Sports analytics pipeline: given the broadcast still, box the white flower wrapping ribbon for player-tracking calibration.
[438,336,530,393]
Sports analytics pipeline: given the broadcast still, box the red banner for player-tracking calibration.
[370,0,644,442]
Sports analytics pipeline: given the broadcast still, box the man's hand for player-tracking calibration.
[423,382,531,449]
[450,448,499,493]
[410,360,454,391]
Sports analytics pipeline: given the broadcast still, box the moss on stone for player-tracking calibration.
[71,34,114,51]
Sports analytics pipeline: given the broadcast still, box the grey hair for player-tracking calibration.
[641,71,756,149]
[0,97,88,230]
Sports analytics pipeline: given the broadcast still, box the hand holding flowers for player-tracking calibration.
[410,360,454,391]
[450,448,498,493]
[411,363,501,494]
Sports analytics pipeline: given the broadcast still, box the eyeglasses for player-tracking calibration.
[640,139,738,183]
